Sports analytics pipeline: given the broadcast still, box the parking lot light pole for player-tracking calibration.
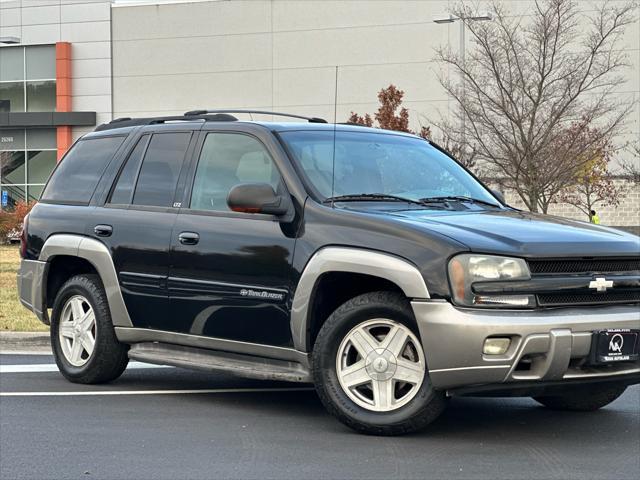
[433,13,492,154]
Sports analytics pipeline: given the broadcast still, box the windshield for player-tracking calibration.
[280,130,498,205]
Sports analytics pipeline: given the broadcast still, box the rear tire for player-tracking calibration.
[51,274,129,384]
[312,291,447,436]
[533,384,626,411]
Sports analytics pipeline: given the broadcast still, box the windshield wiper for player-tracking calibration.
[324,193,446,208]
[418,195,501,208]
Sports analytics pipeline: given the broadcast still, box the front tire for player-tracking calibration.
[533,384,627,411]
[51,274,129,384]
[312,291,447,436]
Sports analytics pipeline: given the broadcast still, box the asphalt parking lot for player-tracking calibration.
[1,352,638,480]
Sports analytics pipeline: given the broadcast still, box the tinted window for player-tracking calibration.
[191,133,281,212]
[132,132,191,207]
[109,135,149,205]
[41,136,125,204]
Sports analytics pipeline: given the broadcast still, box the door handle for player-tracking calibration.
[94,224,113,237]
[178,232,199,245]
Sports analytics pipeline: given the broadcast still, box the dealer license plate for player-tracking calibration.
[592,329,639,364]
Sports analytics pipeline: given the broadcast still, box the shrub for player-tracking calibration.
[0,201,36,244]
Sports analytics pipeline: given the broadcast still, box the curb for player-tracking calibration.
[0,331,51,350]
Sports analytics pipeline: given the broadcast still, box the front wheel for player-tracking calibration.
[533,384,627,411]
[312,291,447,436]
[51,274,129,384]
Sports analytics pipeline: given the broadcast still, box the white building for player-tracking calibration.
[1,0,638,225]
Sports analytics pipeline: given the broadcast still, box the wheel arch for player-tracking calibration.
[40,234,133,327]
[290,247,429,352]
[45,255,98,311]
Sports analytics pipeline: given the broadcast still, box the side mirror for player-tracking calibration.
[491,189,506,204]
[227,183,290,216]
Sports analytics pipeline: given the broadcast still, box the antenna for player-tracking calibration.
[331,66,338,208]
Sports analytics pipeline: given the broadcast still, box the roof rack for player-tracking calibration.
[94,109,328,132]
[94,113,238,132]
[184,109,327,123]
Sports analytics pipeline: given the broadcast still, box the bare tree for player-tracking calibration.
[427,123,480,170]
[621,140,640,184]
[434,0,636,213]
[558,125,622,220]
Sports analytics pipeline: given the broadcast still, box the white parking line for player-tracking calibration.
[0,387,315,397]
[0,350,53,356]
[0,362,170,374]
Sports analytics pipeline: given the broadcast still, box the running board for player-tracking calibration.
[128,342,312,383]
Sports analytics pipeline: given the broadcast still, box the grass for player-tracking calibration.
[0,245,48,332]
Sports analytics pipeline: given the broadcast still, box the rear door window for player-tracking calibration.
[41,136,125,204]
[108,135,149,205]
[131,132,191,208]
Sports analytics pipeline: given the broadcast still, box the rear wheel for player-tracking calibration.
[533,384,627,411]
[51,274,129,384]
[312,291,447,436]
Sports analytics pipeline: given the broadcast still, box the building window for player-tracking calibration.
[0,45,57,209]
[1,129,57,208]
[0,82,24,112]
[0,45,56,112]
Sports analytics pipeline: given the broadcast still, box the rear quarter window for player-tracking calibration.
[41,136,125,204]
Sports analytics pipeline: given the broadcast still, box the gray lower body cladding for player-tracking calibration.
[413,301,640,390]
[17,259,47,323]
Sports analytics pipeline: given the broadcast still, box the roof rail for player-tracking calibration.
[184,109,328,124]
[338,122,371,127]
[94,113,238,132]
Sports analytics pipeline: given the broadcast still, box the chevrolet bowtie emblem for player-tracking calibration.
[589,277,613,292]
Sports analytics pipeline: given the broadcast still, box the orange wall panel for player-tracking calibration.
[56,42,72,161]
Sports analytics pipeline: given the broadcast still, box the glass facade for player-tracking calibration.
[0,45,57,209]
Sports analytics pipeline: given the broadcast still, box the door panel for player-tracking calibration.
[89,207,177,329]
[167,131,296,347]
[90,130,193,329]
[169,214,294,346]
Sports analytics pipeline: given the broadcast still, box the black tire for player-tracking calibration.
[533,384,627,411]
[51,274,129,384]
[312,291,447,436]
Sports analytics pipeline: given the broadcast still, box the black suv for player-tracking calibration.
[18,110,640,435]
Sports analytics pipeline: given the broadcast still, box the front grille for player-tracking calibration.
[529,258,640,275]
[537,291,640,306]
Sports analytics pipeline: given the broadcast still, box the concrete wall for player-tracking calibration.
[0,0,113,140]
[111,0,457,122]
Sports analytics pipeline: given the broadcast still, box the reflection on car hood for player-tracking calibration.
[383,208,640,257]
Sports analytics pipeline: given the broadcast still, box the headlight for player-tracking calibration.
[448,254,535,308]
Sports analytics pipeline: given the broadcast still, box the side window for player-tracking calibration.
[191,133,281,212]
[132,132,191,208]
[108,135,149,205]
[41,136,125,204]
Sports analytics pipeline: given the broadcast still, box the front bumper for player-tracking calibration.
[412,301,640,390]
[17,259,48,324]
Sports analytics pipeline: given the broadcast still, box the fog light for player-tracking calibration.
[483,337,511,355]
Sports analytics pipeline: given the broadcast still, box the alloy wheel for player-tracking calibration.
[336,319,425,412]
[58,295,97,367]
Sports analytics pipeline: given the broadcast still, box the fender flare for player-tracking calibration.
[39,234,133,327]
[290,247,429,352]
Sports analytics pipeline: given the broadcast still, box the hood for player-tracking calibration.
[384,208,640,257]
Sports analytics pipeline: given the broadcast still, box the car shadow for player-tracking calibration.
[109,367,638,440]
